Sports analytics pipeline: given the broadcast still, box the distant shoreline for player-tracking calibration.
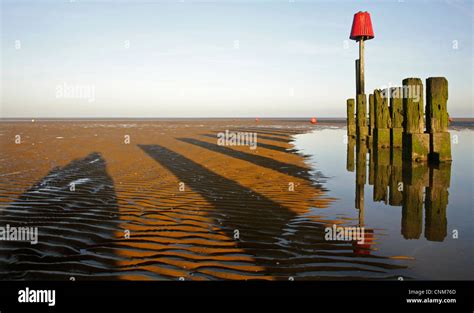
[1,117,473,121]
[1,117,473,128]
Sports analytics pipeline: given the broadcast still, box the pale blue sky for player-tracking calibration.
[1,0,472,117]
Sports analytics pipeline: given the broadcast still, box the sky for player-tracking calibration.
[0,0,472,118]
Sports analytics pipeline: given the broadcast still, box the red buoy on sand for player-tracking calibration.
[310,117,317,124]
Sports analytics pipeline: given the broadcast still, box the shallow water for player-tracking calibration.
[293,128,474,280]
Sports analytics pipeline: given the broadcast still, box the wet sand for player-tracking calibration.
[0,119,408,280]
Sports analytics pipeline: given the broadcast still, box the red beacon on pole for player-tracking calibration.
[350,11,374,95]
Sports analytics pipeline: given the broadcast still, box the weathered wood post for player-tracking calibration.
[389,86,403,205]
[389,87,403,148]
[425,163,451,241]
[373,90,390,203]
[426,77,452,162]
[355,60,360,95]
[373,89,391,148]
[347,98,356,137]
[369,94,375,146]
[356,94,368,140]
[402,78,429,162]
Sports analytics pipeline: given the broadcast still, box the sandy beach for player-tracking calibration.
[0,119,412,280]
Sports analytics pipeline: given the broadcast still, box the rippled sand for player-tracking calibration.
[0,119,407,280]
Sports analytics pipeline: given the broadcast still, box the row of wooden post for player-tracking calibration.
[347,77,452,163]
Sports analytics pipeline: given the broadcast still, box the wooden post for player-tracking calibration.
[359,39,365,94]
[355,59,360,95]
[347,98,356,137]
[389,87,403,148]
[426,77,451,162]
[356,94,368,140]
[368,93,375,137]
[373,89,391,148]
[402,78,429,162]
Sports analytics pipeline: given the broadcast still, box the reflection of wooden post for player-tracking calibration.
[368,147,374,185]
[401,162,428,239]
[346,136,355,172]
[355,141,367,222]
[425,163,451,241]
[373,148,390,203]
[402,78,429,162]
[389,148,403,206]
[356,183,365,225]
[426,77,451,162]
[347,98,356,137]
[402,185,423,239]
[356,141,367,185]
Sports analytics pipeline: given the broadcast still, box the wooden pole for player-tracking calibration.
[359,38,365,94]
[355,59,360,95]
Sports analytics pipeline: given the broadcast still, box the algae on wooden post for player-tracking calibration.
[402,78,429,161]
[402,78,424,134]
[368,94,375,136]
[430,132,452,162]
[373,89,391,148]
[347,98,356,137]
[356,94,368,139]
[390,87,404,128]
[426,77,449,133]
[374,89,391,129]
[390,87,403,148]
[426,77,451,162]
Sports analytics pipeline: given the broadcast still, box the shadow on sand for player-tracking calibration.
[139,144,406,279]
[0,152,121,280]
